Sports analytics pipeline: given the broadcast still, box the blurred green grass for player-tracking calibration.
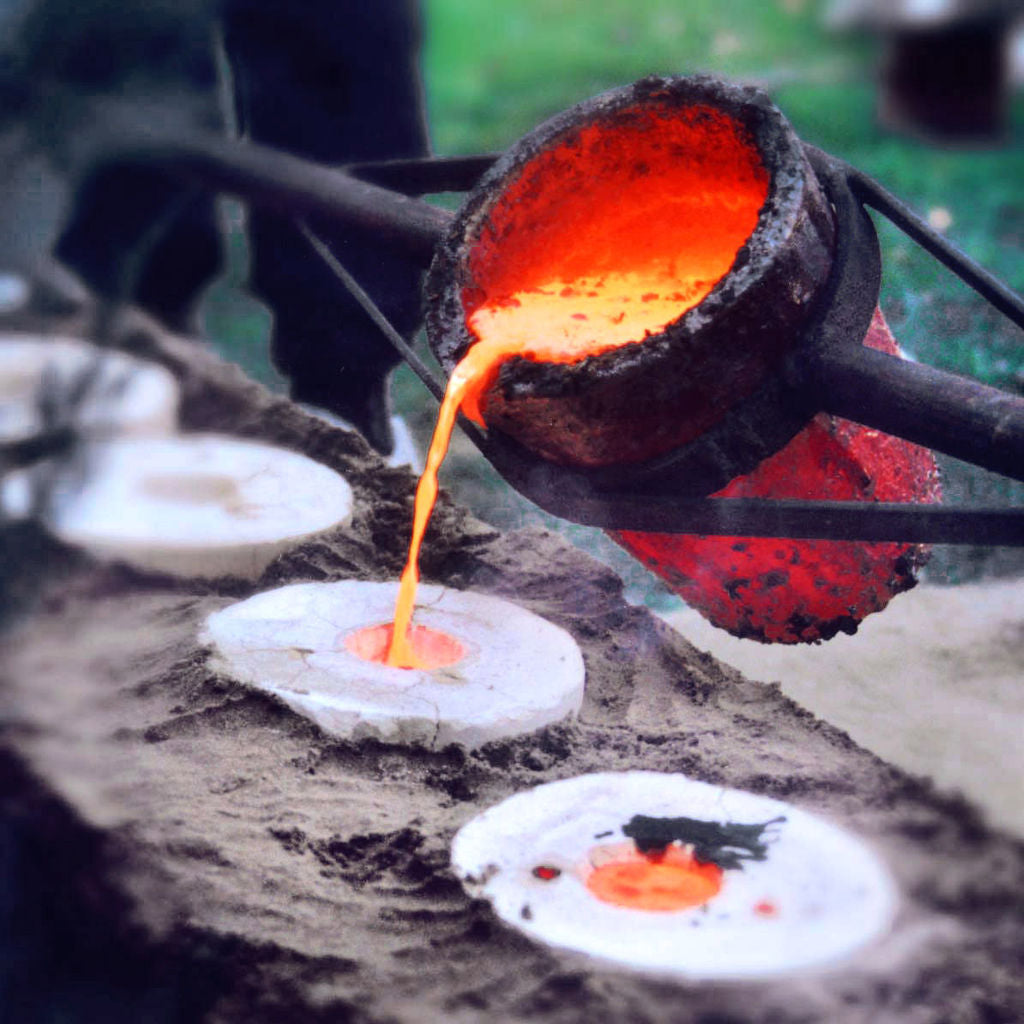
[422,0,1024,589]
[426,0,842,152]
[423,0,1023,390]
[204,0,1023,591]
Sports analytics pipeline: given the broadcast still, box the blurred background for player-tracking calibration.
[203,0,1024,598]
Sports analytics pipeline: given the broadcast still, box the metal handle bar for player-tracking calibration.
[794,148,1024,483]
[99,130,451,266]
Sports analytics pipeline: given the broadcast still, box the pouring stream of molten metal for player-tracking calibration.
[385,273,730,667]
[384,110,769,668]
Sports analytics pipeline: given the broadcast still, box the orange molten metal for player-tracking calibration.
[386,105,768,666]
[585,844,724,912]
[347,622,466,671]
[463,105,769,327]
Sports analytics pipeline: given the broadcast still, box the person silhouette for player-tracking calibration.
[6,0,430,457]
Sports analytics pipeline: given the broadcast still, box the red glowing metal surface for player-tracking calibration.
[584,844,724,912]
[612,309,941,643]
[463,103,768,324]
[345,622,466,671]
[532,865,562,881]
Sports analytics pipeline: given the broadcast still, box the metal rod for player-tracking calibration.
[805,344,1024,483]
[471,422,1024,543]
[343,154,500,195]
[299,224,448,403]
[543,495,1024,544]
[300,222,500,463]
[0,428,76,473]
[101,130,452,267]
[844,161,1024,329]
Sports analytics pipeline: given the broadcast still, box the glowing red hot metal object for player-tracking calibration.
[426,77,942,643]
[613,310,941,643]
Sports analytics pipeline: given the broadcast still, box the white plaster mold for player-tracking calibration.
[451,771,899,980]
[203,580,586,749]
[47,433,354,580]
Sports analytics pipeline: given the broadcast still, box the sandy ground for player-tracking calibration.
[3,312,1023,1022]
[661,579,1024,837]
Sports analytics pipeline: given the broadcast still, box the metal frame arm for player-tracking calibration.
[97,129,451,266]
[806,344,1024,482]
[79,134,1024,543]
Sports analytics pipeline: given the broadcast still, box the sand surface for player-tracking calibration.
[2,312,1023,1023]
[662,579,1024,837]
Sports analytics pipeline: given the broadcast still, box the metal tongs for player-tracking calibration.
[86,127,1024,544]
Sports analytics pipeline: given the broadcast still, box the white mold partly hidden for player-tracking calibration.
[0,334,179,443]
[1,334,181,519]
[47,434,354,580]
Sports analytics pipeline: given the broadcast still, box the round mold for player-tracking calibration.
[203,580,586,749]
[47,433,354,580]
[452,771,898,979]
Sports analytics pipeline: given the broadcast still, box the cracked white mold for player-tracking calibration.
[46,434,354,580]
[451,771,899,980]
[202,580,586,749]
[0,334,179,443]
[1,334,182,519]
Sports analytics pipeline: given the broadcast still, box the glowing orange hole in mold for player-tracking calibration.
[346,623,466,671]
[585,846,724,913]
[385,102,769,667]
[533,865,562,881]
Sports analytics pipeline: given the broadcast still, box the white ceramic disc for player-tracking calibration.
[0,334,179,442]
[203,581,585,749]
[451,771,898,979]
[47,434,353,580]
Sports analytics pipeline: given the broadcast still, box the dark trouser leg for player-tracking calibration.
[56,167,223,334]
[50,3,226,334]
[882,21,1008,140]
[223,0,430,453]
